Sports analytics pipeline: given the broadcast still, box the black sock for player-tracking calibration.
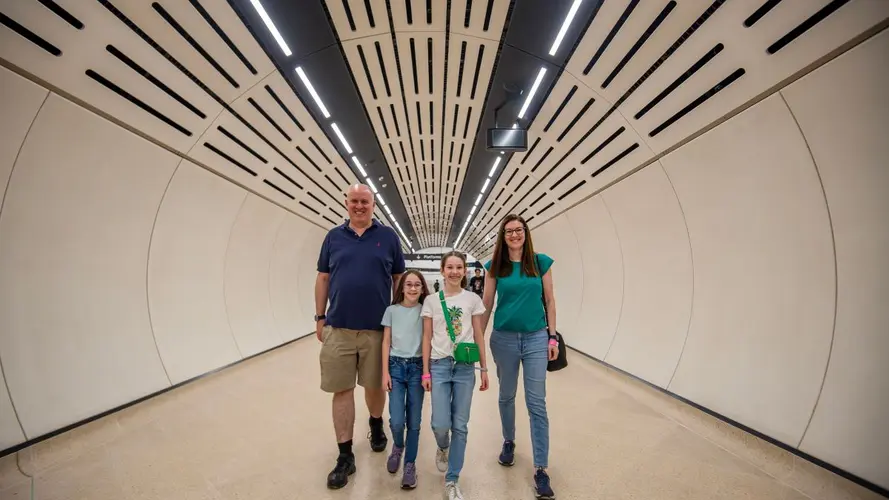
[338,440,353,456]
[369,416,383,428]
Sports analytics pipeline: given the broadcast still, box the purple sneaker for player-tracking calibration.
[401,461,417,489]
[387,445,403,474]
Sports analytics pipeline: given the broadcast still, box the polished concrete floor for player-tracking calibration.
[0,338,881,500]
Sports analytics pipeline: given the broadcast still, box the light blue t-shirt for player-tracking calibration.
[381,303,423,358]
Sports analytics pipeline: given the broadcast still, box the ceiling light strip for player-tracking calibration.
[549,0,584,56]
[295,67,330,118]
[331,123,352,154]
[350,156,366,176]
[249,0,292,56]
[518,68,547,119]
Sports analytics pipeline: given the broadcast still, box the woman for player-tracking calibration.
[481,214,558,500]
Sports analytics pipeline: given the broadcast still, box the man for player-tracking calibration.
[469,268,484,297]
[315,184,405,489]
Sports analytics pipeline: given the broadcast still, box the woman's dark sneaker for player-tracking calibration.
[498,440,515,466]
[401,461,418,489]
[534,468,555,499]
[387,445,404,473]
[326,453,356,489]
[368,417,388,452]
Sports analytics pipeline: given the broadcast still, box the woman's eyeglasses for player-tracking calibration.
[503,228,525,237]
[404,283,424,288]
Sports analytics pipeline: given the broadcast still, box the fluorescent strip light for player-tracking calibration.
[366,178,379,194]
[481,179,490,193]
[474,194,482,206]
[331,123,352,154]
[249,0,292,56]
[469,205,476,215]
[350,156,366,176]
[377,194,385,205]
[295,67,330,118]
[518,68,547,119]
[549,0,583,56]
[384,205,392,215]
[489,157,501,177]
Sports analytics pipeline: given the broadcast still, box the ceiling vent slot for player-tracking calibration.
[592,143,639,177]
[584,0,639,75]
[581,127,625,164]
[265,180,294,200]
[86,69,191,136]
[0,11,61,56]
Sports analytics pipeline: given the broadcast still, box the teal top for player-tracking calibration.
[484,253,554,333]
[381,303,423,358]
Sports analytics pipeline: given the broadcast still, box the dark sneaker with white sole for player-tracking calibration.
[326,453,356,489]
[368,417,388,452]
[498,440,515,466]
[534,468,555,499]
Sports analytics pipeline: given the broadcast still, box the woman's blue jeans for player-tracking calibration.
[490,329,550,468]
[388,356,424,463]
[430,357,476,482]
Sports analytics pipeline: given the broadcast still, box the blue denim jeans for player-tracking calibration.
[490,329,549,467]
[388,356,424,463]
[430,357,476,482]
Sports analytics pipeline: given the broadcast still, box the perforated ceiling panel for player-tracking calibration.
[461,0,889,258]
[0,0,400,235]
[325,0,509,248]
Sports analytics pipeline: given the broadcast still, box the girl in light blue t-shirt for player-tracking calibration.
[381,270,430,489]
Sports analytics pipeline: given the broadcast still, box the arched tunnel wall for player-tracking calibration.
[504,30,888,490]
[0,66,325,451]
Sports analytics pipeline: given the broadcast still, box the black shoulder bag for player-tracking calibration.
[538,255,568,372]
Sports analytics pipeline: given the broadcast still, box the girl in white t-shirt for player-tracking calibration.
[421,251,489,500]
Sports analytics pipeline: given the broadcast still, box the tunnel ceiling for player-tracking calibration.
[226,0,885,255]
[1,1,883,254]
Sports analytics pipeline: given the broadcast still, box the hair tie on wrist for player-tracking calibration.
[421,373,431,380]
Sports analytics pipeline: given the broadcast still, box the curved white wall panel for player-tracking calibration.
[563,196,624,359]
[663,94,835,446]
[784,31,889,489]
[147,161,246,384]
[224,195,286,357]
[530,214,584,339]
[0,94,174,438]
[0,66,49,448]
[298,224,328,331]
[269,215,313,342]
[600,165,693,388]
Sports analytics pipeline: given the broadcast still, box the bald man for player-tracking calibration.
[315,184,405,489]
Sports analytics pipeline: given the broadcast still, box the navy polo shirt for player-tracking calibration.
[317,219,406,331]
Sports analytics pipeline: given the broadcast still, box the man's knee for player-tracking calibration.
[333,388,355,401]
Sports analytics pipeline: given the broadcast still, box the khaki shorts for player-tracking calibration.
[319,326,383,393]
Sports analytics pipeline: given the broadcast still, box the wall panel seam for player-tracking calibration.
[223,194,250,359]
[660,161,695,390]
[267,216,288,344]
[145,160,180,387]
[600,195,625,361]
[0,90,50,441]
[779,91,840,449]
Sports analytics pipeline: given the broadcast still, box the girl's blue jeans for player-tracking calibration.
[430,356,476,482]
[388,356,424,463]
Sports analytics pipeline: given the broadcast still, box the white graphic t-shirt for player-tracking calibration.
[421,289,486,360]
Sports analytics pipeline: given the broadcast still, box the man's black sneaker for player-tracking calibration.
[534,468,555,499]
[326,453,356,489]
[368,418,388,452]
[498,440,515,466]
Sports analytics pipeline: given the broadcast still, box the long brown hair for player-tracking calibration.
[490,214,539,278]
[392,270,430,305]
[440,250,469,288]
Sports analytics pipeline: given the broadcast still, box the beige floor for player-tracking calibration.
[0,338,882,500]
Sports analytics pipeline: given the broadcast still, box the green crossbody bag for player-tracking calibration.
[439,290,480,364]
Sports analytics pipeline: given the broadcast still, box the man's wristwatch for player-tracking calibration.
[314,314,326,321]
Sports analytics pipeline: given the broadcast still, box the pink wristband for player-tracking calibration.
[422,374,431,380]
[549,339,558,346]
